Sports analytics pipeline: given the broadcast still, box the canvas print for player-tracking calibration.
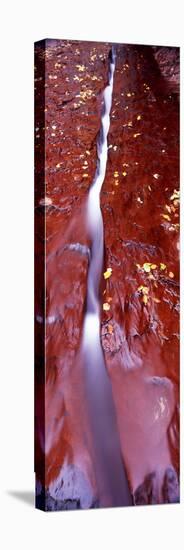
[34,39,180,511]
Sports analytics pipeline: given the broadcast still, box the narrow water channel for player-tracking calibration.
[81,47,132,507]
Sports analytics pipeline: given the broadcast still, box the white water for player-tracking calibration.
[82,48,132,507]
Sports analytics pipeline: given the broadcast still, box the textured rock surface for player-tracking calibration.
[100,44,179,500]
[35,40,179,509]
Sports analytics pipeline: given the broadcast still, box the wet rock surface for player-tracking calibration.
[100,44,179,499]
[35,40,179,509]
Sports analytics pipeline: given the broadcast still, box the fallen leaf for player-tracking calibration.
[170,190,180,201]
[153,173,160,179]
[76,64,86,72]
[160,263,167,271]
[122,171,127,177]
[169,271,174,278]
[103,303,110,311]
[104,268,112,280]
[161,214,171,221]
[150,264,157,270]
[143,262,151,273]
[153,297,161,303]
[142,295,148,305]
[138,285,149,295]
[108,324,113,334]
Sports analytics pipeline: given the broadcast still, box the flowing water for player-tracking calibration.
[81,47,132,507]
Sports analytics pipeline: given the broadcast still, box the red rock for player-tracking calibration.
[35,40,179,509]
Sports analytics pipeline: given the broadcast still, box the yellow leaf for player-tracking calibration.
[103,268,112,280]
[122,171,127,177]
[103,303,110,311]
[160,263,167,271]
[137,114,142,120]
[170,190,180,201]
[108,324,113,334]
[142,295,148,305]
[82,173,89,178]
[161,214,171,221]
[138,285,149,295]
[150,264,157,270]
[143,263,151,273]
[76,64,86,72]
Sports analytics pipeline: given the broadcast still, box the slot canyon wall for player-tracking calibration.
[35,40,179,510]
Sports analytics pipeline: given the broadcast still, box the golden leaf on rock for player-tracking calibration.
[138,285,149,295]
[161,214,171,221]
[103,303,110,311]
[160,263,167,271]
[104,268,112,280]
[76,64,86,72]
[143,263,151,273]
[170,190,180,201]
